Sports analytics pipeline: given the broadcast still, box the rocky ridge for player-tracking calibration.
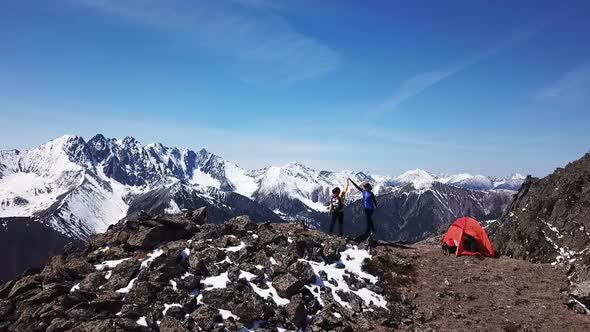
[0,210,417,332]
[489,151,590,310]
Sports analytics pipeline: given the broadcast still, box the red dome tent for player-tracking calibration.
[442,217,495,257]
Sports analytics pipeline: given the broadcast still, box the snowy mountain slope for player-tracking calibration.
[0,134,525,242]
[0,136,87,219]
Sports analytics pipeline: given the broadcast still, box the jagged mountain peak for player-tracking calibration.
[48,134,85,145]
[120,135,140,145]
[282,161,312,170]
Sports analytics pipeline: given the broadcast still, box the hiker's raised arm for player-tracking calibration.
[349,178,363,192]
[341,179,350,197]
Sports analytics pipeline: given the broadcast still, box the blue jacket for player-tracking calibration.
[363,191,376,210]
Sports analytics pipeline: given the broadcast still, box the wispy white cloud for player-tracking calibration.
[373,15,563,116]
[536,62,590,108]
[73,0,340,84]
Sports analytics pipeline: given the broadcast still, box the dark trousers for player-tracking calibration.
[364,208,375,234]
[329,211,344,236]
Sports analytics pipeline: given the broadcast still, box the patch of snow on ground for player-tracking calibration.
[270,257,278,265]
[202,272,230,290]
[70,283,80,292]
[170,280,178,291]
[136,316,147,327]
[545,222,564,239]
[239,270,257,281]
[181,247,190,261]
[340,247,378,283]
[302,245,386,310]
[219,309,238,320]
[249,279,290,306]
[556,247,578,264]
[215,257,232,265]
[116,277,138,294]
[94,258,130,271]
[222,241,246,252]
[181,272,194,279]
[163,303,182,316]
[141,249,164,268]
[542,231,559,250]
[482,220,497,229]
[105,271,112,279]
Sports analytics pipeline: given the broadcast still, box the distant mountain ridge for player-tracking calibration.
[0,134,524,242]
[386,169,525,191]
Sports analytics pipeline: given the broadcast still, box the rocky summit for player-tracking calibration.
[489,152,590,309]
[0,210,417,332]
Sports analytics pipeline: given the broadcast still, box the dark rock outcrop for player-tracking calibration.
[489,153,590,266]
[488,152,590,308]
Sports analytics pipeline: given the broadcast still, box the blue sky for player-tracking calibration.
[1,0,589,176]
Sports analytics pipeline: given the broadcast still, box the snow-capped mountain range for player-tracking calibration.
[0,134,525,240]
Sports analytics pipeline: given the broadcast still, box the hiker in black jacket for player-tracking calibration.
[328,179,349,236]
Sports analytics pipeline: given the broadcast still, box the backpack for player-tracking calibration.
[331,196,344,212]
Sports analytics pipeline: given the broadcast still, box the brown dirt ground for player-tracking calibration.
[375,240,590,332]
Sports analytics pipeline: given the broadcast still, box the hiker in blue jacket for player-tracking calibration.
[348,178,378,236]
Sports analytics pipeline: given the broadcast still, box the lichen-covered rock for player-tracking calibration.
[159,316,190,332]
[273,273,304,298]
[284,294,307,326]
[190,304,221,331]
[288,260,316,284]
